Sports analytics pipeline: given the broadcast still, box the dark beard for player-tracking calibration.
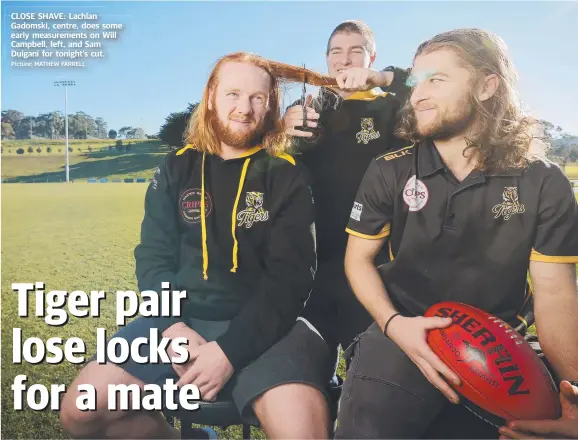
[211,112,265,148]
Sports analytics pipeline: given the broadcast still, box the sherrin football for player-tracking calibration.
[425,302,561,424]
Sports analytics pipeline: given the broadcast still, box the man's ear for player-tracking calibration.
[478,73,500,102]
[368,51,376,68]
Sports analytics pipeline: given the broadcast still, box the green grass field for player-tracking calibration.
[1,184,146,439]
[565,164,578,180]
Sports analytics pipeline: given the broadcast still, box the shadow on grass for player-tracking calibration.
[3,141,176,183]
[80,141,167,160]
[4,151,167,183]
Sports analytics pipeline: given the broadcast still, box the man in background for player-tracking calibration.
[282,20,410,368]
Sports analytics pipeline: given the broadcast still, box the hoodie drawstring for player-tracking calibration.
[200,154,251,279]
[231,158,250,272]
[201,153,209,280]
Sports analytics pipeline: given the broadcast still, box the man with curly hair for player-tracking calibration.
[338,28,578,439]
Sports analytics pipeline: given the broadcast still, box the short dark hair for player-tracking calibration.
[326,20,376,55]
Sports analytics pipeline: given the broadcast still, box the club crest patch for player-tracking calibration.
[180,188,212,223]
[237,192,269,228]
[403,175,428,212]
[492,187,525,220]
[356,118,380,144]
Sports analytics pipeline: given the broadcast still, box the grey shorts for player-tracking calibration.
[335,322,551,439]
[96,316,333,425]
[335,322,451,439]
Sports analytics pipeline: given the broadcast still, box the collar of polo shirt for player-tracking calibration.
[417,139,525,179]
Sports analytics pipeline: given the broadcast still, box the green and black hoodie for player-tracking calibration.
[134,144,317,371]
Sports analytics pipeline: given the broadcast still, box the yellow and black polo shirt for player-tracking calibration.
[346,140,578,327]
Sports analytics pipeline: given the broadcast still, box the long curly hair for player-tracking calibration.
[397,28,549,172]
[185,52,336,156]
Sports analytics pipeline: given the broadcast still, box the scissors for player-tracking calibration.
[301,63,308,128]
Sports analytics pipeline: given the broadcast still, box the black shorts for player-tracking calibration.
[302,257,373,362]
[336,322,552,439]
[96,316,333,425]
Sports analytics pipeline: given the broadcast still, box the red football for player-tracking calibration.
[425,301,561,422]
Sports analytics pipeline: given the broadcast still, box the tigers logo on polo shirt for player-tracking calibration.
[180,188,212,223]
[403,175,429,211]
[356,118,380,144]
[492,187,525,220]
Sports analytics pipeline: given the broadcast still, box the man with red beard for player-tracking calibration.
[337,28,578,438]
[59,52,332,439]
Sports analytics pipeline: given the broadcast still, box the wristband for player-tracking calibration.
[570,381,578,388]
[383,313,401,338]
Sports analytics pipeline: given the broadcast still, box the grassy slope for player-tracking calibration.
[1,140,165,182]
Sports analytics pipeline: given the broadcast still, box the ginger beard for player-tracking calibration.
[413,89,477,140]
[210,96,267,148]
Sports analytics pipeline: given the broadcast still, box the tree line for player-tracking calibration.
[158,103,198,148]
[539,120,578,169]
[1,109,148,140]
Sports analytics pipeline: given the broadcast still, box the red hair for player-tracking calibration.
[185,52,336,156]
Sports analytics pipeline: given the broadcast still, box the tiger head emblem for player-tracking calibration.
[245,192,264,210]
[237,192,269,228]
[360,118,375,131]
[502,187,520,204]
[492,187,525,220]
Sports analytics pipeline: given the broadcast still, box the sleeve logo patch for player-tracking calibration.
[350,202,363,221]
[403,175,429,211]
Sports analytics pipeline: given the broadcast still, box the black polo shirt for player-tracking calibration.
[294,80,409,262]
[345,140,578,328]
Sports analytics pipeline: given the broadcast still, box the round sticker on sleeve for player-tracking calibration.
[403,175,429,211]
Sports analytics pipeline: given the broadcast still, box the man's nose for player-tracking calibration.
[235,95,252,114]
[335,52,352,67]
[410,81,429,106]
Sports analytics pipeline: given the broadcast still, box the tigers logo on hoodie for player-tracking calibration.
[237,191,269,228]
